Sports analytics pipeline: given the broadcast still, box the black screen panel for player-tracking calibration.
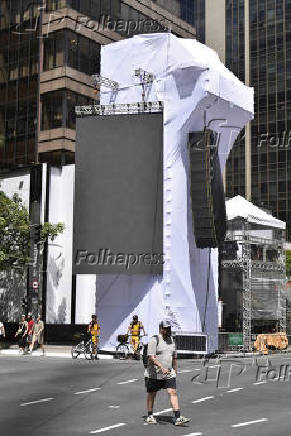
[74,113,163,274]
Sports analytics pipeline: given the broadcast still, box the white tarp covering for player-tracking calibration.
[76,33,254,352]
[226,196,286,230]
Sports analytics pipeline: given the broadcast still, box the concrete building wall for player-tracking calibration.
[205,0,226,63]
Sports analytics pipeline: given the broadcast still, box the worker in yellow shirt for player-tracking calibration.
[128,315,146,359]
[88,315,100,360]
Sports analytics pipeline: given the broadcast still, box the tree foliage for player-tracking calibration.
[0,190,64,271]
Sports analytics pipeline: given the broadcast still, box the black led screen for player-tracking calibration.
[74,112,163,274]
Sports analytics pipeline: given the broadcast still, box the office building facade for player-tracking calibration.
[0,0,202,171]
[222,0,291,237]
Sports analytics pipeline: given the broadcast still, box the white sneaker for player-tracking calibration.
[174,416,191,426]
[145,415,158,424]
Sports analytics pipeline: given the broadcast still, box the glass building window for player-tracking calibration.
[66,91,94,129]
[42,91,63,130]
[44,31,64,70]
[41,90,94,131]
[43,31,101,76]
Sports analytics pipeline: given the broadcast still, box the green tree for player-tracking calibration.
[0,190,64,270]
[286,250,291,278]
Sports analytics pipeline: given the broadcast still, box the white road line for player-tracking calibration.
[117,379,138,385]
[227,388,244,393]
[181,433,202,436]
[192,396,214,404]
[253,381,267,385]
[232,418,268,428]
[109,406,120,409]
[154,408,173,416]
[20,398,54,407]
[75,388,101,395]
[90,423,127,434]
[178,369,192,374]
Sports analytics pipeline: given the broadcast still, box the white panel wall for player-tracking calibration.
[75,275,96,325]
[0,172,30,209]
[46,165,74,324]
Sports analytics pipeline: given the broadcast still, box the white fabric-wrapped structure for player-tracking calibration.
[77,34,254,353]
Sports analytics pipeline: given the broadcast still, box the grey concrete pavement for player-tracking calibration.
[1,354,291,435]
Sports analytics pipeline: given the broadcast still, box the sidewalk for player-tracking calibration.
[0,345,113,359]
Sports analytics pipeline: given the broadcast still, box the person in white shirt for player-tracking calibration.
[145,320,191,426]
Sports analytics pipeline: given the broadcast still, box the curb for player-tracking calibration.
[0,349,113,359]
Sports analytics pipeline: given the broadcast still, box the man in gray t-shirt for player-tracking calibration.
[145,320,190,426]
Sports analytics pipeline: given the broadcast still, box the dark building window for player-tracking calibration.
[47,0,67,10]
[44,30,101,76]
[42,91,63,130]
[41,90,94,131]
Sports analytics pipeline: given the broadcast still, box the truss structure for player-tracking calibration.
[134,68,156,84]
[75,101,163,117]
[221,219,286,351]
[91,74,119,90]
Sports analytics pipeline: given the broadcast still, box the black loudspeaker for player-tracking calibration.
[30,164,42,202]
[188,130,226,249]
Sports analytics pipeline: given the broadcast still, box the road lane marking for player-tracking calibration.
[117,379,138,385]
[232,418,268,428]
[181,433,202,436]
[90,423,126,433]
[154,408,173,416]
[192,396,214,404]
[227,388,244,393]
[20,398,54,407]
[75,388,101,395]
[178,369,192,374]
[253,381,267,385]
[109,406,120,409]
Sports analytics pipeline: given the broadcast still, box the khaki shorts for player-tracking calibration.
[33,334,44,345]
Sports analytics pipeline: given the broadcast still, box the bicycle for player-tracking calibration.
[71,333,98,360]
[115,334,147,360]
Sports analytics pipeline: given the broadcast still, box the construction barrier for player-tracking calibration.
[253,332,288,355]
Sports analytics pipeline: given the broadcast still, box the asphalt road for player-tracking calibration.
[1,353,291,436]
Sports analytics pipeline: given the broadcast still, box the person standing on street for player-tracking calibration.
[88,315,100,359]
[31,315,45,355]
[27,315,34,354]
[145,320,191,426]
[15,315,28,354]
[0,320,5,348]
[128,315,146,359]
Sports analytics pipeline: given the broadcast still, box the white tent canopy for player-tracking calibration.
[226,196,286,230]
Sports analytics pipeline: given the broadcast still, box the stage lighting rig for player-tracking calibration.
[134,68,156,84]
[91,74,119,90]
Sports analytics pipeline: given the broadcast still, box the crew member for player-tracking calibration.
[88,315,100,359]
[128,315,146,357]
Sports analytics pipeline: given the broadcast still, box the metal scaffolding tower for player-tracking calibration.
[220,218,286,351]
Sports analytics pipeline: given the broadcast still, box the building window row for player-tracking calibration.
[41,90,95,131]
[44,30,101,76]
